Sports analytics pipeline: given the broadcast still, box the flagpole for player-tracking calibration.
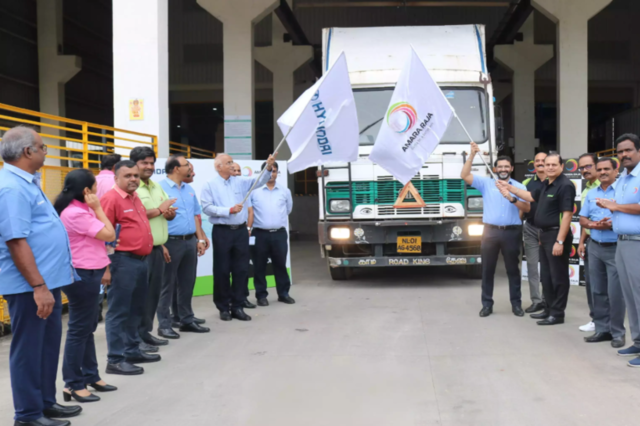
[453,112,497,180]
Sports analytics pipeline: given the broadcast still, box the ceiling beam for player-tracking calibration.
[274,0,322,78]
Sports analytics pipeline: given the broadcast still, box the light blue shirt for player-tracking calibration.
[159,178,202,236]
[250,183,293,230]
[201,172,270,225]
[471,175,526,226]
[613,163,640,235]
[579,183,618,243]
[0,163,78,295]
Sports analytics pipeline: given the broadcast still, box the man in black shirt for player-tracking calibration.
[498,153,575,325]
[521,152,547,314]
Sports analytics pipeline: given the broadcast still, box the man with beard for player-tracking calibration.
[461,142,530,318]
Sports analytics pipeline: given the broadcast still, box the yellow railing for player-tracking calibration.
[597,148,616,158]
[170,141,215,159]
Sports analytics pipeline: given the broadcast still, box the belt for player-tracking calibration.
[215,222,247,230]
[590,239,617,247]
[539,226,560,232]
[485,224,522,231]
[254,227,285,233]
[169,233,195,240]
[114,251,147,261]
[619,235,640,241]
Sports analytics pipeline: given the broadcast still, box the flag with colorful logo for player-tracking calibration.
[369,47,454,185]
[277,52,359,174]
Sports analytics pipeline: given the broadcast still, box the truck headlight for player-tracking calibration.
[330,227,350,239]
[468,224,484,236]
[467,197,483,211]
[330,199,351,213]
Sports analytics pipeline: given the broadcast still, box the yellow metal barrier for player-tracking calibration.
[597,148,616,158]
[170,141,215,159]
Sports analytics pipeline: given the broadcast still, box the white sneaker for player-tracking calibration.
[579,321,595,332]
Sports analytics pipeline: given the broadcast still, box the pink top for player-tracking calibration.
[96,170,115,199]
[60,200,110,270]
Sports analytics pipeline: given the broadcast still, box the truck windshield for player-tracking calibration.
[354,87,488,145]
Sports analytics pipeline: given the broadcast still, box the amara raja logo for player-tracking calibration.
[570,246,576,257]
[612,157,620,170]
[386,102,418,134]
[527,161,535,173]
[573,203,577,214]
[565,159,578,172]
[242,166,253,177]
[570,223,577,235]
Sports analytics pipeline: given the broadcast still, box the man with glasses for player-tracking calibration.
[577,153,600,333]
[461,142,530,318]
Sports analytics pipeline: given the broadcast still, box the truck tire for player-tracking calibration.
[328,261,352,281]
[465,265,482,279]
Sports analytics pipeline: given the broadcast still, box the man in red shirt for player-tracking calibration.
[101,160,158,376]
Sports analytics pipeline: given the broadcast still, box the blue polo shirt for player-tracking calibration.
[159,178,202,236]
[579,184,618,243]
[613,163,640,235]
[0,163,78,295]
[471,175,526,226]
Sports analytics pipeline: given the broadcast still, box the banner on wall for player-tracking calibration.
[151,159,292,296]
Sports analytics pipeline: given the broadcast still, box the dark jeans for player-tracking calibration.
[253,228,291,300]
[584,236,594,319]
[212,226,250,311]
[539,229,572,318]
[62,268,105,390]
[480,226,522,308]
[105,253,148,364]
[5,289,62,422]
[158,238,197,328]
[140,246,165,337]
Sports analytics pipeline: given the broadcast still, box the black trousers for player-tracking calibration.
[539,229,572,318]
[481,225,522,308]
[212,226,250,311]
[253,228,291,300]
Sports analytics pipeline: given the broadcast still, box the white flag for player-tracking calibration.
[277,52,359,174]
[369,48,454,185]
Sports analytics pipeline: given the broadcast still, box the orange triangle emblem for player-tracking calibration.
[393,182,426,209]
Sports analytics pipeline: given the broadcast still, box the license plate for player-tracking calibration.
[397,236,422,253]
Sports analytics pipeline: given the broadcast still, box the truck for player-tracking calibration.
[318,25,496,280]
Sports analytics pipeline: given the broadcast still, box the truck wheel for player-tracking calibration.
[465,265,482,279]
[328,262,352,281]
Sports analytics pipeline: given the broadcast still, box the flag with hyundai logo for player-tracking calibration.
[277,52,359,174]
[369,47,454,185]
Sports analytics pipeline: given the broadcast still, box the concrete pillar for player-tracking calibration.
[532,0,612,158]
[37,0,81,166]
[197,0,279,159]
[495,16,553,162]
[113,0,169,157]
[255,13,313,160]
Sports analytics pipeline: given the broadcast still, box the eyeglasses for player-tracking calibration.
[30,144,47,153]
[578,164,594,171]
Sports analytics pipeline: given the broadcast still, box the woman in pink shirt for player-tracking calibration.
[54,169,117,403]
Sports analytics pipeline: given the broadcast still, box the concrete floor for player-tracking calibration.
[1,240,640,426]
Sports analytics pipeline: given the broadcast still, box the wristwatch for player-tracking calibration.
[247,227,252,231]
[556,240,564,245]
[509,197,517,204]
[198,240,206,244]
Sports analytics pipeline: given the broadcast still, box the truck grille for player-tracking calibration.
[377,205,441,216]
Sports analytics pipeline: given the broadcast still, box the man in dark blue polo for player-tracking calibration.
[0,126,82,426]
[461,142,530,318]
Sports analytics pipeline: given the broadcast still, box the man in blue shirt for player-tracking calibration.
[157,154,210,337]
[579,157,625,348]
[461,142,530,318]
[597,134,640,367]
[201,153,276,321]
[0,126,81,426]
[249,162,294,306]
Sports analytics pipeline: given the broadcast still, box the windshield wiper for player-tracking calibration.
[359,118,383,135]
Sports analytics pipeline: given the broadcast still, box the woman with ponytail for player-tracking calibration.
[55,169,118,403]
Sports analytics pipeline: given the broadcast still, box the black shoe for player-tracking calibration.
[257,298,269,307]
[126,352,161,364]
[512,306,525,317]
[87,382,117,392]
[62,389,100,403]
[612,336,626,348]
[171,321,182,329]
[220,311,232,321]
[479,307,492,317]
[536,316,564,326]
[158,328,180,339]
[231,308,252,321]
[14,417,71,426]
[525,302,546,314]
[242,299,257,309]
[139,342,159,353]
[584,332,613,343]
[193,317,206,324]
[142,334,168,346]
[179,322,210,333]
[530,311,549,319]
[105,361,144,375]
[42,403,82,419]
[278,296,296,304]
